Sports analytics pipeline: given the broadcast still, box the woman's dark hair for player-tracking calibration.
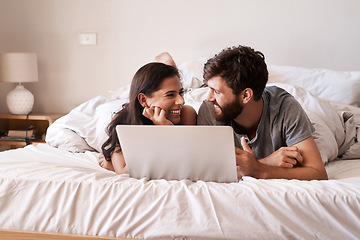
[101,62,180,160]
[203,45,268,100]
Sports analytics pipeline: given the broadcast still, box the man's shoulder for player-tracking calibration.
[265,85,293,98]
[264,85,299,107]
[198,100,214,112]
[197,101,214,125]
[264,85,307,123]
[197,101,224,126]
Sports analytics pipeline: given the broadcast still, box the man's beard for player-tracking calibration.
[213,99,243,122]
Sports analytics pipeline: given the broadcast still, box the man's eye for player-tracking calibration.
[179,91,184,96]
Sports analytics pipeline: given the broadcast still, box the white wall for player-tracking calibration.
[1,0,359,114]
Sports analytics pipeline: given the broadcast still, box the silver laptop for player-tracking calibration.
[116,125,237,183]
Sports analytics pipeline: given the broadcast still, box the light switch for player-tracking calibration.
[79,33,97,45]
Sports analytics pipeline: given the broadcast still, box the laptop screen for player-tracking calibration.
[116,125,237,183]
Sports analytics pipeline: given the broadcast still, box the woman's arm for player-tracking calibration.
[179,105,197,125]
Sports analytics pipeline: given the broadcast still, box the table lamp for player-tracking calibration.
[0,53,39,114]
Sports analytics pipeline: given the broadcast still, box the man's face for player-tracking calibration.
[206,76,243,122]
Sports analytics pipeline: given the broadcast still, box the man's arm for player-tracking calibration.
[236,136,328,180]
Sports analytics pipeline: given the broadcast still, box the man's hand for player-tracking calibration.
[259,146,303,168]
[235,137,262,178]
[142,106,173,125]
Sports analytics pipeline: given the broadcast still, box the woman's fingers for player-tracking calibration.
[143,106,155,120]
[142,106,171,125]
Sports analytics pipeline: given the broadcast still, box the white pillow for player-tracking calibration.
[108,83,130,99]
[268,65,360,107]
[178,56,208,92]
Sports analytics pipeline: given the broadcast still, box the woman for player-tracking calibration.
[99,54,197,174]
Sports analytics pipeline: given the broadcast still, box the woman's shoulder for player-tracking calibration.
[180,105,197,125]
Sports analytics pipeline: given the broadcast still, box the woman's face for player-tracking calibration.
[144,76,185,124]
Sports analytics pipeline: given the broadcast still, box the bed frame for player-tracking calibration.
[0,229,136,240]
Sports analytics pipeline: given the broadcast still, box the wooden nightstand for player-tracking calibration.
[0,113,63,149]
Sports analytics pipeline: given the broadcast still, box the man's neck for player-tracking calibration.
[233,98,264,139]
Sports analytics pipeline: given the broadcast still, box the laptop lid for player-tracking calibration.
[116,125,237,183]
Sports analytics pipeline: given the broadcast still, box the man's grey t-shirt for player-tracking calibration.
[197,86,315,159]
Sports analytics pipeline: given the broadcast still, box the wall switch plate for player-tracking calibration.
[79,33,97,45]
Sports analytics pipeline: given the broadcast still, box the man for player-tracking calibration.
[197,45,328,180]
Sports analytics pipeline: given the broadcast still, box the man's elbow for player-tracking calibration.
[314,168,328,180]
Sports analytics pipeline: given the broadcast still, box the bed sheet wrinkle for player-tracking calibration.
[237,177,360,238]
[125,182,176,237]
[0,179,24,230]
[38,179,93,234]
[95,179,164,238]
[120,180,205,238]
[9,179,50,231]
[181,181,224,237]
[209,181,295,240]
[35,181,76,233]
[200,183,239,239]
[79,181,123,237]
[64,179,128,237]
[328,195,360,237]
[1,144,108,182]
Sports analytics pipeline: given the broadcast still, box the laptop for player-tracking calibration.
[116,125,237,183]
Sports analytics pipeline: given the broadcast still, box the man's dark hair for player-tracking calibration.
[203,45,268,100]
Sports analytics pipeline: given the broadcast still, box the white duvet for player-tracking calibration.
[0,144,359,239]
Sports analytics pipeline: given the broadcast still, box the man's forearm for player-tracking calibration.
[254,163,328,180]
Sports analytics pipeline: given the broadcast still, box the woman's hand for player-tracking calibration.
[143,106,173,125]
[98,153,115,171]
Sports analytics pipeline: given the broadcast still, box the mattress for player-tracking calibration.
[0,143,359,239]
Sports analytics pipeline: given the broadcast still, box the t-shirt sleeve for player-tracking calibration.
[197,101,216,125]
[281,97,315,146]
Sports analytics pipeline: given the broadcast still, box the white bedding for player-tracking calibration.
[0,144,359,239]
[1,63,360,239]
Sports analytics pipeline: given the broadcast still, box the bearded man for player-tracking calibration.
[197,45,328,180]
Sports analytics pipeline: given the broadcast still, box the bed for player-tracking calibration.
[1,58,360,240]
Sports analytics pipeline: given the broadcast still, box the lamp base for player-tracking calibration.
[6,84,34,115]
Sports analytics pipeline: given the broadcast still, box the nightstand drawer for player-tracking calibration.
[0,113,63,149]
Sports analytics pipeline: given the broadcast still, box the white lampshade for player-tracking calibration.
[0,53,38,114]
